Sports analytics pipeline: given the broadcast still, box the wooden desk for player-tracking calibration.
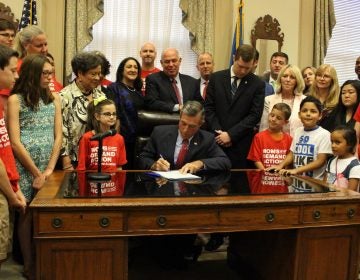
[31,171,360,280]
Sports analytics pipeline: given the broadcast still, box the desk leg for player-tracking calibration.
[36,237,128,280]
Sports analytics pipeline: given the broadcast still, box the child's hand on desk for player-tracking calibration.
[33,174,46,190]
[265,164,284,173]
[278,169,297,177]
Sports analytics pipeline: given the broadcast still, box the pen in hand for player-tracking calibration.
[157,154,170,171]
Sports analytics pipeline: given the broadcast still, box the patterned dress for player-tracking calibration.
[60,82,105,162]
[15,95,55,201]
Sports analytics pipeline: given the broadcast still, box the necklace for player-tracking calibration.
[123,83,136,92]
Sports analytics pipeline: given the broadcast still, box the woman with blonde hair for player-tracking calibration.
[309,64,340,125]
[13,25,48,59]
[259,64,306,137]
[301,66,316,95]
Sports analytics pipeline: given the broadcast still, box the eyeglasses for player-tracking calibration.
[316,74,331,80]
[42,71,54,77]
[101,112,117,117]
[0,33,15,39]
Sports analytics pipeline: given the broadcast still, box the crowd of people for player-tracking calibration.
[0,18,360,278]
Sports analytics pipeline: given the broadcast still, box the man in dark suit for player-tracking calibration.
[144,48,202,113]
[139,101,231,173]
[138,101,230,268]
[205,44,265,168]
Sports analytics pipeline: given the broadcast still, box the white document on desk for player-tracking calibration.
[151,170,201,180]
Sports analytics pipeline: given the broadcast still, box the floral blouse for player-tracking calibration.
[59,82,105,162]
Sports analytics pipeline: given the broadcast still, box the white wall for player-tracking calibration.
[240,0,301,71]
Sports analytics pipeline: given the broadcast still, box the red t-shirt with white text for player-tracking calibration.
[77,131,127,171]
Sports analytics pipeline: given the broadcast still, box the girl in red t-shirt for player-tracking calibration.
[77,97,127,171]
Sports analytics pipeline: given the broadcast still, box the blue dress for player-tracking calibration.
[107,82,144,169]
[15,95,55,201]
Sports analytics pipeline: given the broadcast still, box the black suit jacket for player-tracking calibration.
[144,71,202,113]
[204,69,265,167]
[138,125,231,170]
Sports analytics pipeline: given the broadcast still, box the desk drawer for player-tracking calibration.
[37,211,124,234]
[302,204,360,223]
[127,209,217,232]
[220,206,300,229]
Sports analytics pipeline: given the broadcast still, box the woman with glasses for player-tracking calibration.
[309,64,340,126]
[59,51,105,170]
[107,57,144,169]
[7,54,62,279]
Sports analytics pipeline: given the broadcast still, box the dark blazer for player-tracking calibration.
[144,71,202,113]
[138,125,231,170]
[204,69,265,168]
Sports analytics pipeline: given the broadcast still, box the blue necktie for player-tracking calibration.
[231,77,239,97]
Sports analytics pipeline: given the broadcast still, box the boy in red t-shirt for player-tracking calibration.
[0,45,26,269]
[247,103,293,193]
[248,102,293,170]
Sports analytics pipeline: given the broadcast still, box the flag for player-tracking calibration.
[18,0,38,31]
[229,0,244,65]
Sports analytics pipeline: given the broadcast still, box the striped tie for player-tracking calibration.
[231,77,239,97]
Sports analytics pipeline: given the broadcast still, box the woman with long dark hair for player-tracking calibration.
[321,80,360,131]
[107,57,144,169]
[7,54,62,279]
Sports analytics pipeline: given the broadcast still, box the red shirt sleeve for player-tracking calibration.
[354,104,360,122]
[247,133,262,163]
[77,133,91,171]
[116,135,127,166]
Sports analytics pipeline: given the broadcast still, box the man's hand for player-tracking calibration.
[151,158,170,171]
[215,130,232,147]
[155,177,169,187]
[179,160,204,174]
